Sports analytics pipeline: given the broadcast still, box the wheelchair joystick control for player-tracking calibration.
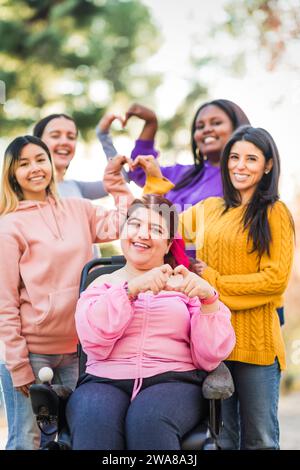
[38,367,54,384]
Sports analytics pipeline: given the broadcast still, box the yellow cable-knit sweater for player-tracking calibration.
[144,177,294,370]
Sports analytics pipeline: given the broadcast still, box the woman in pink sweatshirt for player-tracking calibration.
[66,194,236,450]
[0,135,131,450]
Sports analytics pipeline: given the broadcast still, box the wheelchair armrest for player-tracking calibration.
[202,362,234,400]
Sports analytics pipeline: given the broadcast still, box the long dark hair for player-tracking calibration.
[33,113,77,138]
[173,99,250,191]
[221,125,281,256]
[126,194,179,268]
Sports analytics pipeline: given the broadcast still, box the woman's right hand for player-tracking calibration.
[15,381,35,397]
[127,264,173,296]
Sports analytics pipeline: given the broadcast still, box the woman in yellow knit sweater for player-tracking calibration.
[142,125,294,450]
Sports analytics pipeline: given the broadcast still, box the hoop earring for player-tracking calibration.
[196,147,205,160]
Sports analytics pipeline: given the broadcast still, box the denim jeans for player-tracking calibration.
[218,359,281,450]
[0,352,78,450]
[66,372,208,450]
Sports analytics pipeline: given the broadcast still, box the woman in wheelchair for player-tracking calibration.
[0,136,132,450]
[67,194,236,450]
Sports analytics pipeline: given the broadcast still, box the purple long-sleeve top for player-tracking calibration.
[128,139,223,213]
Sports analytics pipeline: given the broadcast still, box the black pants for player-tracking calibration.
[66,370,208,450]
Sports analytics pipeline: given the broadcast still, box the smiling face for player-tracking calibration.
[193,105,234,163]
[120,206,171,270]
[41,117,77,176]
[228,140,273,204]
[14,143,53,201]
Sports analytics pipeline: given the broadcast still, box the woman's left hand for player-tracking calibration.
[192,259,208,276]
[167,264,214,300]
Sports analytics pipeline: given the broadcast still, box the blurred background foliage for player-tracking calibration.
[0,0,161,139]
[220,0,300,72]
[2,0,300,147]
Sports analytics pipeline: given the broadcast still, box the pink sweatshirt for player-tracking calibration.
[76,283,236,400]
[0,164,133,387]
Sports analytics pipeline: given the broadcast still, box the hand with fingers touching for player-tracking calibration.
[105,154,133,173]
[98,112,125,133]
[124,103,158,141]
[124,103,158,127]
[131,155,163,179]
[127,264,173,297]
[168,265,216,302]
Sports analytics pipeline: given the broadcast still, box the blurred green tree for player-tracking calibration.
[0,0,161,137]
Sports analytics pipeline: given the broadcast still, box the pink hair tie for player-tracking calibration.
[169,235,190,268]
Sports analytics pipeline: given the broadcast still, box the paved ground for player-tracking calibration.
[1,392,300,450]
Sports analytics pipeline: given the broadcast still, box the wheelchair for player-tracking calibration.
[29,256,234,450]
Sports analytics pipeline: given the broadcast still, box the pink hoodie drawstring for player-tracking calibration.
[131,377,143,401]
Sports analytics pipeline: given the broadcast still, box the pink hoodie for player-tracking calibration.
[76,283,236,400]
[0,164,133,387]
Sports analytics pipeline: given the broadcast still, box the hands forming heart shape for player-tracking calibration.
[128,264,215,301]
[101,103,162,177]
[106,150,162,179]
[99,103,157,133]
[165,274,184,290]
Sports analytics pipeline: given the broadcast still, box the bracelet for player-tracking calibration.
[200,289,219,305]
[124,282,138,302]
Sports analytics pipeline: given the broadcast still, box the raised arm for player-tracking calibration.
[96,112,130,183]
[125,103,160,187]
[103,154,134,207]
[84,155,134,243]
[124,103,158,142]
[96,112,121,159]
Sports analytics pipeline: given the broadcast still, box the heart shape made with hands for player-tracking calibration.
[110,115,126,129]
[164,274,184,291]
[109,112,135,130]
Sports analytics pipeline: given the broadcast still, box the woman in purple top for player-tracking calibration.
[97,100,250,212]
[131,100,250,211]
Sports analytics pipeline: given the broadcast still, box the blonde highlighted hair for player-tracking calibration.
[0,135,59,215]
